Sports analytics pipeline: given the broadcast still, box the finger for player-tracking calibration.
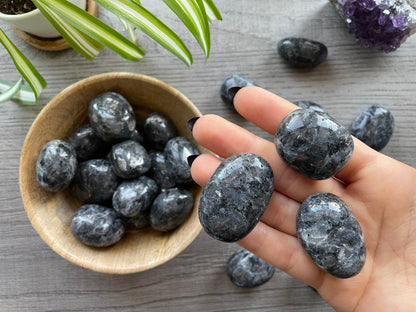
[238,221,325,288]
[192,114,345,202]
[190,153,221,187]
[234,86,380,184]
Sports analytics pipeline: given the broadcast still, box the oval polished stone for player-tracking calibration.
[278,37,328,67]
[142,112,177,150]
[68,124,106,160]
[350,104,394,151]
[36,140,77,192]
[148,151,176,190]
[274,109,354,180]
[220,74,256,106]
[199,153,274,243]
[227,249,275,288]
[296,193,366,278]
[71,204,125,247]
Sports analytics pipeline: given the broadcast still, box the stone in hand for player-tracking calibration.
[220,74,256,106]
[278,37,328,67]
[296,192,366,278]
[199,153,274,242]
[89,92,136,142]
[36,139,77,192]
[71,204,125,247]
[149,188,194,232]
[227,249,275,288]
[350,104,394,151]
[274,109,354,180]
[142,112,177,150]
[294,100,328,114]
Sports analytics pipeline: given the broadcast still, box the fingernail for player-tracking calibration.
[187,117,199,132]
[187,154,199,167]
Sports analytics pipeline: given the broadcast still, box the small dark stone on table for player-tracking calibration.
[70,204,125,247]
[142,112,177,151]
[68,124,106,160]
[220,74,256,106]
[227,249,275,288]
[199,153,274,242]
[278,37,328,67]
[36,139,77,192]
[296,192,366,278]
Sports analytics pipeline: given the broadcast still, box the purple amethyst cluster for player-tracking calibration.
[330,0,416,52]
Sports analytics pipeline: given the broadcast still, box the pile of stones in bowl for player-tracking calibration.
[36,92,199,248]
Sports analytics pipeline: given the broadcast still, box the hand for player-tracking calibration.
[189,86,416,312]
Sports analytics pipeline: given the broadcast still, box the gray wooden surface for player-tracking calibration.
[1,1,416,311]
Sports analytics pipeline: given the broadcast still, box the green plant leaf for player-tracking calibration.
[163,0,211,57]
[119,17,139,45]
[0,79,37,105]
[0,78,22,103]
[95,0,193,66]
[0,28,46,99]
[32,0,103,60]
[35,0,145,61]
[202,0,222,21]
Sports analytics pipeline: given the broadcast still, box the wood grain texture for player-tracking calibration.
[1,0,416,311]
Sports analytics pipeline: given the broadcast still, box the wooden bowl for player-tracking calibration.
[19,72,204,274]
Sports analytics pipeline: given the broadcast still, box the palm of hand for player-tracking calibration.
[189,87,416,311]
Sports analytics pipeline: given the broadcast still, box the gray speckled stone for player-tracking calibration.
[72,159,120,203]
[128,213,150,229]
[199,153,274,243]
[164,137,200,185]
[148,151,176,190]
[294,100,327,114]
[88,92,136,142]
[274,109,354,180]
[150,188,194,232]
[110,140,151,179]
[142,112,177,150]
[70,204,125,247]
[296,193,366,278]
[350,104,394,151]
[68,124,106,160]
[220,74,256,106]
[278,37,328,67]
[36,140,77,192]
[227,249,275,288]
[112,176,159,218]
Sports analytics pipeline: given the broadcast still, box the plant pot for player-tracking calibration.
[0,0,87,38]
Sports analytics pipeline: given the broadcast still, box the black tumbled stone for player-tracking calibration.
[199,153,274,243]
[148,151,176,190]
[36,140,77,192]
[89,92,136,142]
[274,109,354,180]
[68,124,106,160]
[294,100,327,114]
[296,193,366,278]
[149,188,194,232]
[220,74,256,106]
[278,37,328,67]
[164,137,200,185]
[142,112,177,151]
[350,104,394,151]
[71,204,125,247]
[227,249,275,288]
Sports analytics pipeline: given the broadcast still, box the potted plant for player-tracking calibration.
[0,0,222,104]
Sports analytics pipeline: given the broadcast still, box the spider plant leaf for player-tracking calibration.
[119,17,139,45]
[32,0,103,60]
[35,0,145,61]
[202,0,222,21]
[0,78,23,103]
[0,79,37,105]
[0,28,46,99]
[163,0,210,57]
[95,0,193,66]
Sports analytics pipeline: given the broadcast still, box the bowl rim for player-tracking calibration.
[19,72,203,274]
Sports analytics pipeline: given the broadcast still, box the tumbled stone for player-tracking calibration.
[110,140,151,179]
[199,153,274,242]
[220,74,256,106]
[68,124,106,160]
[89,92,136,142]
[294,100,328,114]
[164,137,200,185]
[70,204,125,247]
[112,176,159,218]
[148,151,176,190]
[278,37,328,67]
[350,104,394,151]
[274,109,354,180]
[150,188,194,232]
[128,213,150,229]
[72,159,120,203]
[296,192,366,278]
[142,112,177,150]
[227,249,275,288]
[36,140,77,192]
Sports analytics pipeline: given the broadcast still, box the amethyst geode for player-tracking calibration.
[330,0,416,52]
